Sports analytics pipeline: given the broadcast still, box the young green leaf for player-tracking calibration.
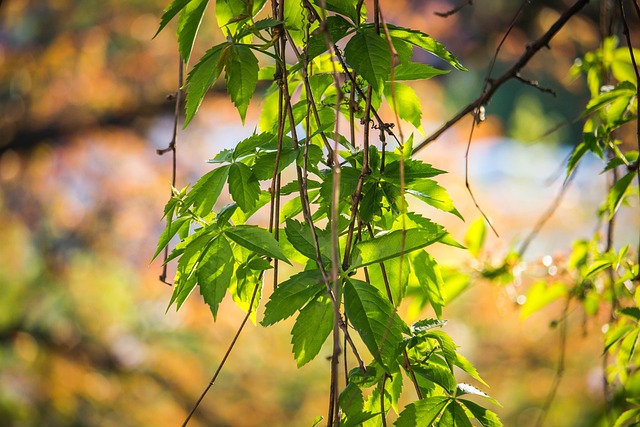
[228,162,260,212]
[464,217,486,259]
[225,225,290,264]
[291,295,333,367]
[198,236,234,319]
[224,45,259,123]
[407,179,463,220]
[393,62,450,80]
[380,24,467,71]
[184,42,227,126]
[410,251,445,318]
[183,165,231,216]
[344,30,391,95]
[154,0,191,38]
[350,226,447,269]
[394,396,450,427]
[344,279,406,368]
[384,82,423,131]
[459,399,503,427]
[261,269,325,326]
[176,0,210,64]
[520,281,568,319]
[153,216,191,262]
[168,232,214,310]
[412,363,456,394]
[607,170,636,219]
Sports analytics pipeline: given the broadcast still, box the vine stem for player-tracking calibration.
[181,281,262,426]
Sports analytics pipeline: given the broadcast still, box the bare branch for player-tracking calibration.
[435,0,473,18]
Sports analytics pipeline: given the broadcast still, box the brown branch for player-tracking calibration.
[158,56,183,286]
[412,0,590,155]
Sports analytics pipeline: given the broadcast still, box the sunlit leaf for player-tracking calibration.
[456,383,501,407]
[345,279,406,368]
[155,0,192,38]
[262,269,325,326]
[407,179,463,220]
[393,62,450,80]
[344,29,391,94]
[394,396,449,427]
[198,236,234,319]
[184,43,227,126]
[412,363,456,394]
[225,45,259,122]
[291,295,333,367]
[464,217,486,258]
[520,281,567,319]
[225,225,291,264]
[410,251,445,317]
[607,170,636,219]
[183,165,231,216]
[153,216,191,262]
[228,162,260,212]
[177,0,211,64]
[384,82,423,131]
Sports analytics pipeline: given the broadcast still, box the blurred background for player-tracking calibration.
[1,0,638,426]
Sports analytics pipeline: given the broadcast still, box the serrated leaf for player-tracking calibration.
[384,82,423,131]
[184,42,227,126]
[234,132,275,159]
[247,257,272,270]
[183,165,231,216]
[411,318,447,333]
[393,62,450,80]
[344,30,391,94]
[225,45,259,123]
[168,232,214,310]
[584,81,637,116]
[153,216,191,262]
[409,251,445,317]
[443,401,473,427]
[284,219,331,264]
[456,383,500,407]
[312,0,360,24]
[607,170,635,219]
[425,330,457,372]
[360,182,383,222]
[229,261,262,321]
[344,279,406,368]
[215,0,265,34]
[291,296,334,367]
[381,24,467,71]
[350,226,447,269]
[520,281,567,319]
[394,396,449,427]
[367,256,410,307]
[154,0,191,38]
[407,179,463,220]
[383,159,446,184]
[262,269,324,326]
[459,399,503,427]
[412,363,456,394]
[225,225,291,264]
[228,162,260,212]
[455,353,488,387]
[177,0,210,64]
[252,148,299,180]
[198,236,234,319]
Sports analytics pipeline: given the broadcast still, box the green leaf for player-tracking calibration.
[252,148,299,180]
[350,226,447,269]
[381,24,467,71]
[584,81,637,116]
[291,295,334,367]
[312,0,360,25]
[262,269,325,326]
[215,0,265,34]
[394,396,449,427]
[284,219,331,264]
[153,216,191,262]
[184,165,231,216]
[233,132,275,159]
[229,261,262,320]
[184,43,227,126]
[456,383,501,407]
[367,256,410,307]
[344,279,406,368]
[177,0,211,64]
[168,232,214,310]
[424,330,457,372]
[520,281,567,319]
[344,30,391,94]
[224,45,259,123]
[225,225,291,264]
[443,401,473,427]
[464,217,486,258]
[393,62,450,80]
[613,408,640,427]
[198,236,234,319]
[455,353,488,387]
[607,170,636,219]
[619,307,640,321]
[412,363,456,394]
[459,399,503,427]
[384,82,423,131]
[383,159,446,185]
[154,0,191,38]
[407,179,462,219]
[410,251,445,318]
[228,162,260,212]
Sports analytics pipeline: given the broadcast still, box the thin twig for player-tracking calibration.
[181,281,262,426]
[158,55,183,286]
[412,0,590,155]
